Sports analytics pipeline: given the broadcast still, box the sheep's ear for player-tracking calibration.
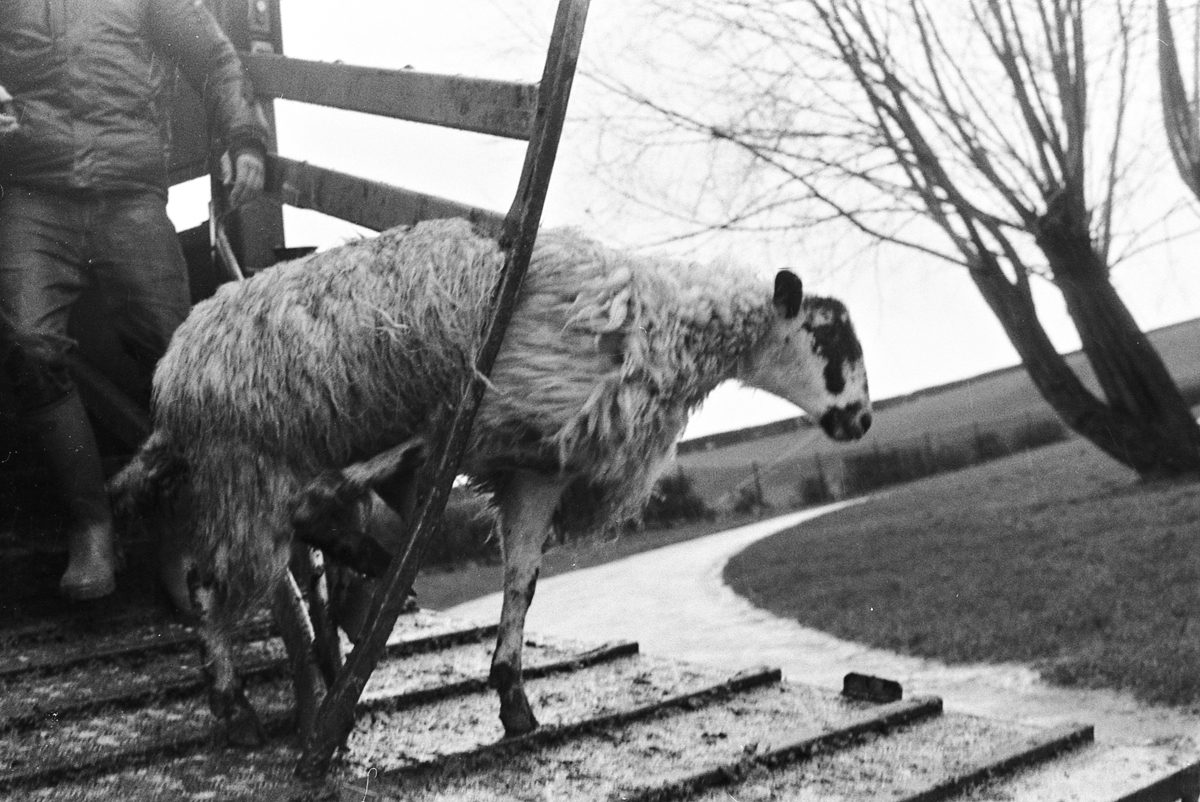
[773,270,804,319]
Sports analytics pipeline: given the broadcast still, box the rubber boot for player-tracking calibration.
[27,393,118,601]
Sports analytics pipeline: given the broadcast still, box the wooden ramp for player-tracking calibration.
[0,603,1195,801]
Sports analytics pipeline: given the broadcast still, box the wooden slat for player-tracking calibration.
[266,154,503,235]
[374,666,784,789]
[0,638,633,794]
[1112,762,1200,802]
[1,637,633,738]
[0,619,275,682]
[625,695,946,802]
[894,723,1094,802]
[0,607,221,650]
[244,54,537,140]
[358,640,639,718]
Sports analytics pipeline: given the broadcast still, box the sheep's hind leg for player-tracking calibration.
[190,571,266,748]
[490,471,567,738]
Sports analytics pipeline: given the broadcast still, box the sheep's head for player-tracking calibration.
[742,270,872,442]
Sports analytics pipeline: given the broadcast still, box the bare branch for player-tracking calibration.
[1097,0,1134,263]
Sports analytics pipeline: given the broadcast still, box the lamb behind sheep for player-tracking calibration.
[110,217,872,746]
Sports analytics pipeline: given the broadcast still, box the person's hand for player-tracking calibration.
[0,85,18,136]
[223,149,265,209]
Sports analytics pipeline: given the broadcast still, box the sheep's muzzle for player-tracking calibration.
[819,403,872,441]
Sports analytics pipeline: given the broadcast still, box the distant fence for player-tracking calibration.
[714,408,1071,512]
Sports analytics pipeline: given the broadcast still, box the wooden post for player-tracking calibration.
[295,0,591,778]
[813,452,830,502]
[751,461,765,510]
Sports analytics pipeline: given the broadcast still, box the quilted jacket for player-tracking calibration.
[0,0,267,195]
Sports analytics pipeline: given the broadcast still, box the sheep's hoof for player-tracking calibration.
[225,704,267,749]
[213,689,267,749]
[498,689,539,738]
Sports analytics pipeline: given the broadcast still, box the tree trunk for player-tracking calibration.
[962,189,1200,478]
[1031,212,1200,478]
[974,276,1200,475]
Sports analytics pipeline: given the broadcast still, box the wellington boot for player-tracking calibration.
[59,523,118,601]
[27,392,119,601]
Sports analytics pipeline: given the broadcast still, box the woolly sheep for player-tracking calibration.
[110,217,872,746]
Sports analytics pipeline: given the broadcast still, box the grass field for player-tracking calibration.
[724,437,1200,708]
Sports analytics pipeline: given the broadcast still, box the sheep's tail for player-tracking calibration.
[107,430,189,520]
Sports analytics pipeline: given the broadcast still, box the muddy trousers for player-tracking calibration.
[0,185,191,598]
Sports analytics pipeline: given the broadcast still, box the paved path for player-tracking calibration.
[446,505,1200,749]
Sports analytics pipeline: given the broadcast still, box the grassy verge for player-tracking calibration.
[414,512,764,610]
[724,438,1200,708]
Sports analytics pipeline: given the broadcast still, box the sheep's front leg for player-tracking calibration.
[272,568,327,739]
[490,471,566,737]
[290,546,342,686]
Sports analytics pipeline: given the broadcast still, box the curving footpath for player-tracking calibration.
[446,504,1200,751]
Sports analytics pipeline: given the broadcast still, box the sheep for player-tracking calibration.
[110,216,872,746]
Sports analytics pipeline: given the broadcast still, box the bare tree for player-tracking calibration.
[590,0,1200,478]
[1160,0,1200,196]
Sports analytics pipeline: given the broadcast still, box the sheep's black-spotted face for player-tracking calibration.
[746,273,872,442]
[799,297,871,440]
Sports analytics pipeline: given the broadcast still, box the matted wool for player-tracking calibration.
[129,218,814,612]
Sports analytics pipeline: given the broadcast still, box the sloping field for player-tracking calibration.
[677,316,1200,506]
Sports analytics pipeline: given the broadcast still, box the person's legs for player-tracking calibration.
[87,192,192,603]
[0,188,118,600]
[87,192,191,403]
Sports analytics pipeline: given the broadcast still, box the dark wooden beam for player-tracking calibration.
[266,155,503,236]
[244,54,537,140]
[372,666,783,790]
[1112,762,1200,802]
[893,723,1094,802]
[626,696,945,802]
[0,634,628,794]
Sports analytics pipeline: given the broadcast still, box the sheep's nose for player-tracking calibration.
[819,404,871,441]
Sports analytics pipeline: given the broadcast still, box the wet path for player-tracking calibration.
[446,505,1200,750]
